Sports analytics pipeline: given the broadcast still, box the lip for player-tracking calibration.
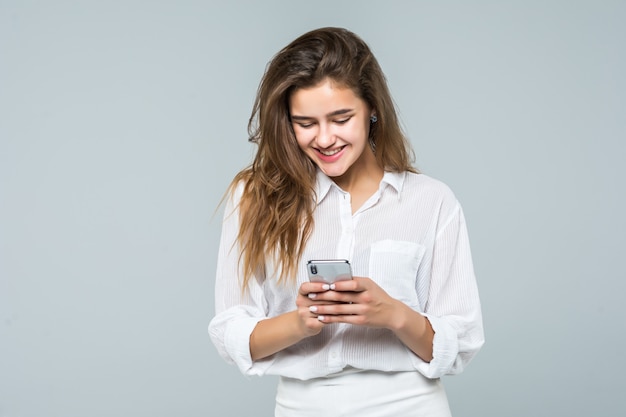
[315,146,346,163]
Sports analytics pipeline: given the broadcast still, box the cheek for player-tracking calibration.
[293,128,312,150]
[345,124,369,144]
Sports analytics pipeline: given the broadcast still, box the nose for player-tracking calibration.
[315,123,335,148]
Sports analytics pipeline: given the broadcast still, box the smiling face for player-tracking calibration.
[289,78,377,182]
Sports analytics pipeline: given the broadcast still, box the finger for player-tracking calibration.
[298,309,327,336]
[309,302,360,316]
[330,277,368,292]
[318,314,368,326]
[297,292,344,308]
[296,293,338,307]
[306,318,326,332]
[299,281,331,296]
[310,290,356,304]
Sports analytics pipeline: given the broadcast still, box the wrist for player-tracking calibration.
[291,310,311,339]
[388,300,412,332]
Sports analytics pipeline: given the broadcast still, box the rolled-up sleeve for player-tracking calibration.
[208,185,275,376]
[413,203,485,378]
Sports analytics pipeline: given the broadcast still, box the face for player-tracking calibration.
[289,78,375,180]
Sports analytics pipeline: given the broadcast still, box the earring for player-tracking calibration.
[370,115,378,123]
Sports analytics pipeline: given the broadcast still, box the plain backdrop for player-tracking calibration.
[1,1,625,416]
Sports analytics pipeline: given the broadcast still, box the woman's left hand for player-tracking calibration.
[309,276,435,362]
[307,276,403,330]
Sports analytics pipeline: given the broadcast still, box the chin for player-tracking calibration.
[322,168,350,179]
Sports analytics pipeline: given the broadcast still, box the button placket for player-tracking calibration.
[337,192,354,260]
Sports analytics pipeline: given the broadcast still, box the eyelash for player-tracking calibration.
[297,117,351,129]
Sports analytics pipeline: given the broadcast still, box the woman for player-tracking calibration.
[209,27,484,416]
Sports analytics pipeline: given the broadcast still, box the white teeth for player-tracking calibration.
[319,148,342,156]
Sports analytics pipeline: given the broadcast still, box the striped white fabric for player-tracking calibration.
[209,170,484,380]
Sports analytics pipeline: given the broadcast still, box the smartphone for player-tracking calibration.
[307,259,352,284]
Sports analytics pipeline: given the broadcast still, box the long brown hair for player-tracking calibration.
[229,27,416,288]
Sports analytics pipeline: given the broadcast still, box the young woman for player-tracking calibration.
[209,27,484,417]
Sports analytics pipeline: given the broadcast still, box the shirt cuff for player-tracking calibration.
[412,314,459,379]
[224,317,274,376]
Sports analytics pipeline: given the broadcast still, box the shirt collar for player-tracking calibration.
[314,169,336,204]
[381,170,405,197]
[314,169,406,204]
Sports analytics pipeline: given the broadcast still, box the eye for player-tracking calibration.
[334,117,352,125]
[296,122,314,129]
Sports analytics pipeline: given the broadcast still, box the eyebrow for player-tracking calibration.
[290,108,354,120]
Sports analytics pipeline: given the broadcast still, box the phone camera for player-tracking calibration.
[310,265,317,275]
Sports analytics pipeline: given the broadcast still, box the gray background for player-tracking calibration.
[1,1,625,416]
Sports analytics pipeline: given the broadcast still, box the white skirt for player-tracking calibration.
[275,369,452,417]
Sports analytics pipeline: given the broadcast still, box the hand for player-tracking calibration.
[295,281,341,337]
[305,277,404,330]
[298,277,435,362]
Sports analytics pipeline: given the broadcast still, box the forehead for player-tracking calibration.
[289,79,367,115]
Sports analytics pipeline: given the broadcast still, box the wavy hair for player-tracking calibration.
[229,27,416,288]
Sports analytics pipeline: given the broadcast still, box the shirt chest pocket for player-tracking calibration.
[368,240,425,310]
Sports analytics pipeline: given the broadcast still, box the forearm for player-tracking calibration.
[249,310,307,361]
[390,301,434,363]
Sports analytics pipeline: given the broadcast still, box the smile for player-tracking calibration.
[318,146,345,156]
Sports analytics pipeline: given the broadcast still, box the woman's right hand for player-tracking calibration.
[250,282,334,361]
[295,281,333,337]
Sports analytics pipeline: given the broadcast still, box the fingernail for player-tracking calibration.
[329,283,336,290]
[322,284,330,290]
[309,306,317,312]
[308,293,316,299]
[317,315,325,321]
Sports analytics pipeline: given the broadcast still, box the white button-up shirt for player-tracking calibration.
[209,170,484,380]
